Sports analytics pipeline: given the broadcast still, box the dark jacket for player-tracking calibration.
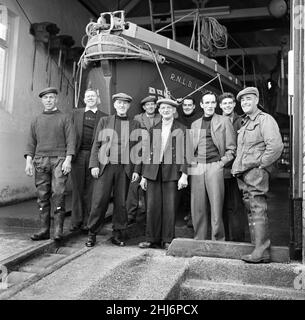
[89,115,141,178]
[72,108,106,158]
[135,119,188,182]
[134,112,161,130]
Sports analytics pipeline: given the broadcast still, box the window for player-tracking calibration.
[0,5,8,104]
[0,5,18,112]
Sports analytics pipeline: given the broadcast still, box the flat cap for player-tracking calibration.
[112,92,132,102]
[39,87,58,98]
[236,87,259,101]
[141,96,157,105]
[156,98,178,107]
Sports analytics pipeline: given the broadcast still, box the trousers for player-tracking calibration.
[191,161,225,241]
[33,156,67,214]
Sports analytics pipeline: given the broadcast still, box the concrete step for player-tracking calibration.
[168,238,289,263]
[179,279,305,300]
[18,253,67,273]
[77,251,188,300]
[5,271,36,287]
[184,257,302,289]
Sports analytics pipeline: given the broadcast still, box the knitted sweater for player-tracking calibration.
[24,109,75,158]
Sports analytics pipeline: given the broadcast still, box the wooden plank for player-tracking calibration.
[167,238,290,263]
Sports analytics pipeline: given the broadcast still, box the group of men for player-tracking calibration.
[24,84,283,264]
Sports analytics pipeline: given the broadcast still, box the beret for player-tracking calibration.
[141,96,157,105]
[236,87,259,101]
[156,98,178,107]
[112,92,132,102]
[39,87,58,98]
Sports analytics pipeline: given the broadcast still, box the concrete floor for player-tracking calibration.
[0,178,292,262]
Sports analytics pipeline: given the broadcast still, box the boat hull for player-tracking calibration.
[81,58,239,117]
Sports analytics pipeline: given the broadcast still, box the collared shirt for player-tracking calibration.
[160,118,173,162]
[85,106,98,113]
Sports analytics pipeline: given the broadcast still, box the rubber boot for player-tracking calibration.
[31,209,50,241]
[241,215,271,264]
[54,210,65,241]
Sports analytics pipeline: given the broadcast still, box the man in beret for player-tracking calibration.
[70,88,107,233]
[190,91,236,242]
[218,92,245,242]
[232,87,283,263]
[126,95,161,225]
[135,98,188,250]
[85,93,141,247]
[24,87,76,241]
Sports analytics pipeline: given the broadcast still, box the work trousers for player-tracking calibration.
[71,150,92,228]
[33,156,67,214]
[223,177,246,241]
[145,167,177,244]
[191,161,225,241]
[237,167,270,242]
[87,164,129,235]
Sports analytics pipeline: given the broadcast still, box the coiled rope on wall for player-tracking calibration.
[200,17,228,56]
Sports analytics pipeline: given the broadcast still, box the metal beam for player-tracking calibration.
[124,0,142,15]
[237,74,271,82]
[215,46,282,57]
[128,7,271,26]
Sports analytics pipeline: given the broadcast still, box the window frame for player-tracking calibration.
[0,5,18,113]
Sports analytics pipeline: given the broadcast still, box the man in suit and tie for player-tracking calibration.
[126,95,161,224]
[70,88,106,233]
[85,93,141,247]
[136,98,188,250]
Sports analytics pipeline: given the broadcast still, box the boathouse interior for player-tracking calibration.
[0,0,302,261]
[76,0,296,257]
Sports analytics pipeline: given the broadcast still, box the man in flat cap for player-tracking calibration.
[190,91,236,242]
[232,87,283,263]
[136,98,188,250]
[126,95,161,225]
[85,93,141,247]
[24,87,75,241]
[70,88,107,233]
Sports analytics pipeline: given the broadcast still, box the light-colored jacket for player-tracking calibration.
[190,113,237,178]
[231,109,284,175]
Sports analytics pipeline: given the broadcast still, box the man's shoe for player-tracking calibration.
[31,232,50,241]
[85,235,96,247]
[241,253,271,264]
[111,236,126,247]
[138,241,159,249]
